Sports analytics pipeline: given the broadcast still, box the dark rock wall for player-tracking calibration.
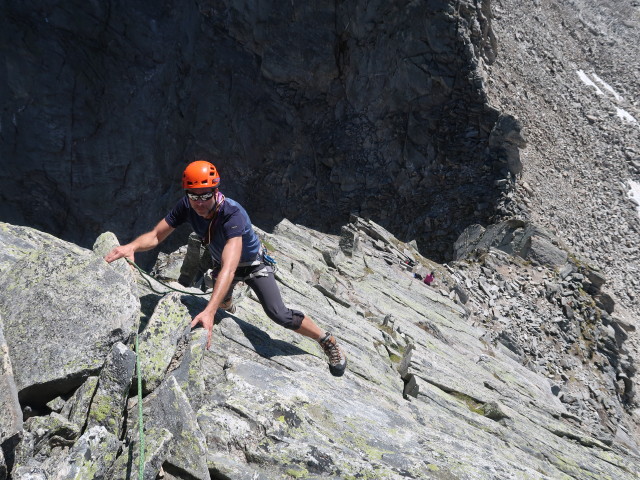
[0,0,515,260]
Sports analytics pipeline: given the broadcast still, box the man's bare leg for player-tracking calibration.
[294,315,324,339]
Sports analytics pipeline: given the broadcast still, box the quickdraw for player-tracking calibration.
[262,245,278,273]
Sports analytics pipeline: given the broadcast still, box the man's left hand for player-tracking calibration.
[191,309,215,350]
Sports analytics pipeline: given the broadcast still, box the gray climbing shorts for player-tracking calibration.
[204,262,304,330]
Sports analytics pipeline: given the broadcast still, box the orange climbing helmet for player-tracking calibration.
[182,161,220,189]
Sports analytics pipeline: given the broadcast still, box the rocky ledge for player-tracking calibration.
[0,217,639,479]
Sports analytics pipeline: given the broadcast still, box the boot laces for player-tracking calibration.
[220,298,235,313]
[321,334,343,365]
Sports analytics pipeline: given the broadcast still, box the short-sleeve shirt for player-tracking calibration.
[165,196,261,264]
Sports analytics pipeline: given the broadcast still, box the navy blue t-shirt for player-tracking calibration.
[165,196,261,264]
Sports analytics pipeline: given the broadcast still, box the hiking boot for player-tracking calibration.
[319,332,347,377]
[220,298,236,314]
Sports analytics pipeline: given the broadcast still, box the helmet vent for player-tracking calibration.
[182,161,220,189]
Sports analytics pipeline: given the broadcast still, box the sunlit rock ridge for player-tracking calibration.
[0,216,639,479]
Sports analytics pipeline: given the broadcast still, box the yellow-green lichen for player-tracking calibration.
[90,395,112,423]
[285,467,309,478]
[450,392,485,415]
[78,458,99,479]
[388,353,402,363]
[262,239,277,252]
[339,430,394,462]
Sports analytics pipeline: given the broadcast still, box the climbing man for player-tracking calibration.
[104,160,347,377]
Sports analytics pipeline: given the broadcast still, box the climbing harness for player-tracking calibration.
[235,244,279,281]
[125,243,277,297]
[205,243,278,285]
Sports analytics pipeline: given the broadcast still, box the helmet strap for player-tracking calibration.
[202,191,226,245]
[205,188,221,218]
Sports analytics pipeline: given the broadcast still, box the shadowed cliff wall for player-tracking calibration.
[0,0,517,261]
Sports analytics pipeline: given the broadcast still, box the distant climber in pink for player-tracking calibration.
[424,272,435,286]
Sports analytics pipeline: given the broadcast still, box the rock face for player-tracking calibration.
[1,219,639,479]
[0,224,139,406]
[0,320,22,454]
[1,1,640,477]
[453,219,565,264]
[0,0,514,261]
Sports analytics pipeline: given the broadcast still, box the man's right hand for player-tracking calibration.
[104,244,136,264]
[104,220,175,265]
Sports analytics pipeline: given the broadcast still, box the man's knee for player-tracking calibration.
[265,308,304,330]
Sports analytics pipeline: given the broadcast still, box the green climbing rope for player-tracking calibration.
[124,258,209,476]
[135,331,145,480]
[124,258,211,479]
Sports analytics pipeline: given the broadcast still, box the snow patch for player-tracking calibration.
[591,73,623,102]
[629,180,640,218]
[616,108,638,124]
[577,70,604,95]
[577,70,638,128]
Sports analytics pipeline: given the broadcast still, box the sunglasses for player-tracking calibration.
[186,191,215,201]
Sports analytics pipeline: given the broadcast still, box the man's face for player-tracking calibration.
[186,188,216,217]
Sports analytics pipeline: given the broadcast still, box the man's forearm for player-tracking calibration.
[129,219,175,253]
[105,220,175,264]
[129,231,162,253]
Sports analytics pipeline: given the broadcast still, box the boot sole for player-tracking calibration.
[329,358,347,377]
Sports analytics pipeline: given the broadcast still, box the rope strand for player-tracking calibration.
[135,331,145,479]
[125,258,209,297]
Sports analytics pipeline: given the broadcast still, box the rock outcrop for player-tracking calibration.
[0,219,639,479]
[0,224,139,406]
